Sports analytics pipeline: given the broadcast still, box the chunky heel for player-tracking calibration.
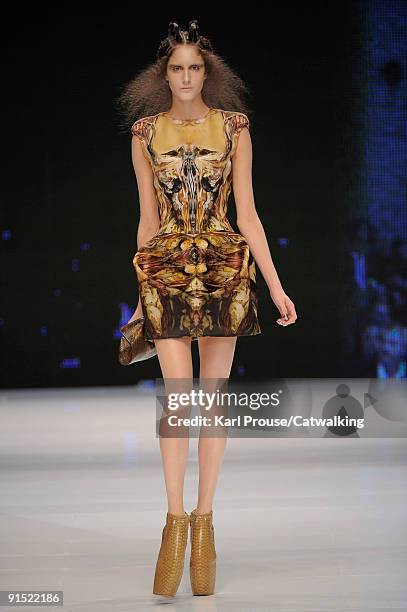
[189,508,216,595]
[152,511,190,598]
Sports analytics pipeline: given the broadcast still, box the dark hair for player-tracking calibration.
[117,19,252,131]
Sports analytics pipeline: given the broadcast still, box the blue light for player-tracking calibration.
[355,0,407,378]
[139,379,156,390]
[116,302,137,339]
[60,358,81,369]
[352,251,367,290]
[237,364,246,376]
[119,302,134,326]
[71,258,80,272]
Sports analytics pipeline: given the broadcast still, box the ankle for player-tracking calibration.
[193,507,212,515]
[168,509,186,517]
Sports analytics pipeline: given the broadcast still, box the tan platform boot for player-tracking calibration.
[152,511,190,598]
[189,508,216,595]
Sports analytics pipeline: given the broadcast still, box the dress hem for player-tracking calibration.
[145,330,261,341]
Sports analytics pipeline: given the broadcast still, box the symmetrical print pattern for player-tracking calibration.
[131,107,261,340]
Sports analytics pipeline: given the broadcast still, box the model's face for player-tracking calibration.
[166,44,206,101]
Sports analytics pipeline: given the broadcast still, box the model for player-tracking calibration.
[118,19,297,599]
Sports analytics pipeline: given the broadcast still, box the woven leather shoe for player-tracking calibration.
[153,511,190,597]
[189,508,216,595]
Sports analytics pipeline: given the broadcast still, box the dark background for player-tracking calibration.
[1,5,363,387]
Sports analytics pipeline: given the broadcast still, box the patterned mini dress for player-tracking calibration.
[130,107,261,341]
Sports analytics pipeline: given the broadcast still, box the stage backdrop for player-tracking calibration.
[2,3,406,388]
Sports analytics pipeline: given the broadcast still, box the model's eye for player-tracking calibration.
[171,66,201,71]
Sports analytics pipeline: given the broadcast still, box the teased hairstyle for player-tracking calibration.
[117,18,253,132]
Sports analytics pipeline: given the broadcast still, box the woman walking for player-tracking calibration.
[118,18,297,599]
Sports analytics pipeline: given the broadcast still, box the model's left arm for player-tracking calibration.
[232,124,297,327]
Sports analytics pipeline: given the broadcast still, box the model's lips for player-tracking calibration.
[181,87,192,90]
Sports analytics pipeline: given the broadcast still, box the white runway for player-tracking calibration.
[0,384,406,611]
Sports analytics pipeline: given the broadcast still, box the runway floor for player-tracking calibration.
[0,384,406,611]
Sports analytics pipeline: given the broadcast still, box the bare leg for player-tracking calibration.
[154,337,193,517]
[195,336,237,514]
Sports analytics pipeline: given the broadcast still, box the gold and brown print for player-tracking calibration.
[130,108,261,340]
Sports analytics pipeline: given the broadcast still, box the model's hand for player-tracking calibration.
[269,287,297,326]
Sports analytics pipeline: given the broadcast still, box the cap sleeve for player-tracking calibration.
[130,117,153,163]
[131,118,146,141]
[230,112,250,158]
[234,112,250,134]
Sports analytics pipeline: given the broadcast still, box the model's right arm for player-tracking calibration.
[129,133,160,320]
[131,134,160,248]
